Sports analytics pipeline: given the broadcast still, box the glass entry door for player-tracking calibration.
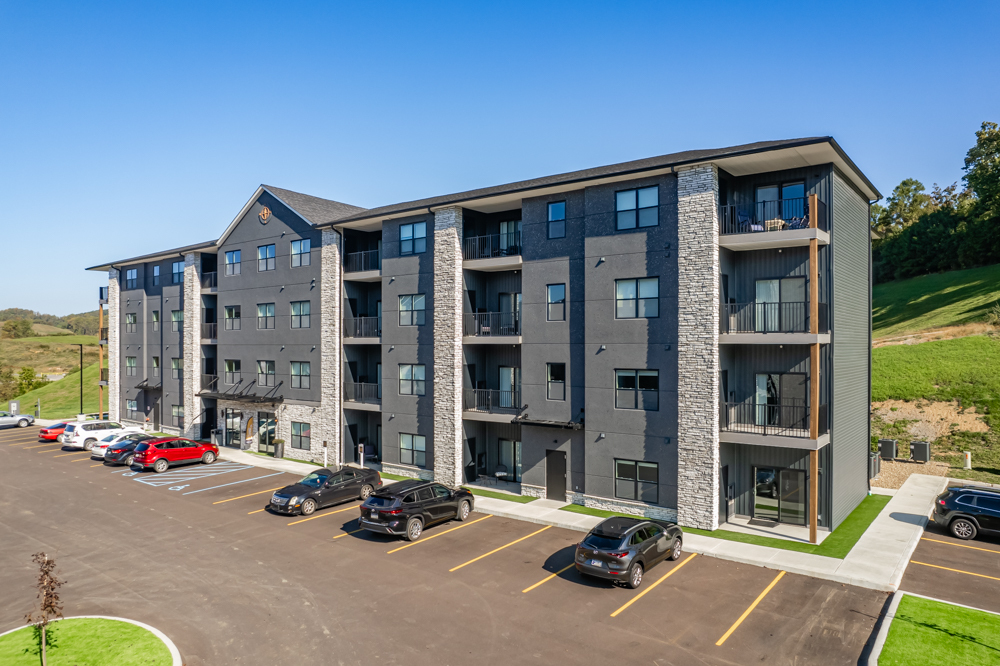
[224,408,242,448]
[257,411,276,454]
[499,366,521,407]
[498,439,522,482]
[753,466,807,525]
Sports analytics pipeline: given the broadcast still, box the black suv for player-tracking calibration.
[932,486,1000,540]
[575,516,683,589]
[270,467,383,516]
[359,479,475,541]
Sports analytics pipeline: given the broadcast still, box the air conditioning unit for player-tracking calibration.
[878,439,897,461]
[910,441,930,463]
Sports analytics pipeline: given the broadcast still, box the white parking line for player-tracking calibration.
[182,472,284,495]
[133,462,254,488]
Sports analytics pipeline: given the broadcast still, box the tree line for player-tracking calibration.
[0,308,101,337]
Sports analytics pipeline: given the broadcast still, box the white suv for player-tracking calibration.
[62,421,136,450]
[90,429,147,457]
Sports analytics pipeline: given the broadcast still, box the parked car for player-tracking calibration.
[38,423,68,441]
[270,467,383,516]
[359,479,475,541]
[932,486,1000,540]
[0,410,35,428]
[61,421,132,450]
[103,434,152,467]
[575,516,684,589]
[131,437,219,472]
[91,429,146,458]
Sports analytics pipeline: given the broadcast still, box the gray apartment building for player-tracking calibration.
[88,137,879,540]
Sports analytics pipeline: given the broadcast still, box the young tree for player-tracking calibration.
[24,552,64,666]
[0,366,16,402]
[17,367,38,396]
[964,121,1000,217]
[1,319,34,339]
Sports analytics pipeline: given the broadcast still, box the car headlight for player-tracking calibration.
[288,496,299,505]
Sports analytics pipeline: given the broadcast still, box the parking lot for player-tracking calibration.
[0,427,889,665]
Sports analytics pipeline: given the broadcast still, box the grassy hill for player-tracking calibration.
[31,323,74,336]
[14,362,104,418]
[873,263,1000,339]
[0,335,100,374]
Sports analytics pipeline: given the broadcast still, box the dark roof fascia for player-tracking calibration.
[86,240,217,272]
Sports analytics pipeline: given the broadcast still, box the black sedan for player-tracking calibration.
[270,466,382,516]
[575,516,683,589]
[102,434,153,466]
[359,479,475,541]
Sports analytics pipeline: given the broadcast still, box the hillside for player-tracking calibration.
[0,335,100,374]
[0,308,101,336]
[31,323,74,336]
[14,362,104,418]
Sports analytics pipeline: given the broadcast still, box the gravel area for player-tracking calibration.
[871,458,952,489]
[872,400,988,440]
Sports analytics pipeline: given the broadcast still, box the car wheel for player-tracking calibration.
[84,438,97,450]
[17,419,29,428]
[950,518,977,540]
[301,499,317,516]
[626,562,644,589]
[405,517,423,541]
[669,537,683,561]
[771,488,779,499]
[153,458,169,473]
[360,484,374,500]
[202,451,216,464]
[124,454,134,466]
[457,500,471,521]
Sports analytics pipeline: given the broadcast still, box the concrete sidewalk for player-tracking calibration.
[218,448,325,476]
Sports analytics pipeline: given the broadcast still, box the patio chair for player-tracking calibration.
[494,464,509,482]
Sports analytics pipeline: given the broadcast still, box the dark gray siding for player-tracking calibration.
[719,165,833,226]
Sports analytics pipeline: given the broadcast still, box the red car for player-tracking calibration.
[38,423,68,441]
[132,437,219,473]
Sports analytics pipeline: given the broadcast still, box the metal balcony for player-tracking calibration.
[464,312,520,337]
[344,382,382,405]
[720,401,828,438]
[344,317,381,339]
[721,302,829,334]
[345,249,381,273]
[463,232,521,260]
[463,389,522,415]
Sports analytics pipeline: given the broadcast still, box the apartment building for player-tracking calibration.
[88,137,879,540]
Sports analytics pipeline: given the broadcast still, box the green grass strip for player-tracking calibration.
[460,486,538,503]
[0,617,172,665]
[879,595,1000,665]
[379,472,410,481]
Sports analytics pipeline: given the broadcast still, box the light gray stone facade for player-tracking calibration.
[381,462,435,481]
[675,164,721,530]
[320,228,343,467]
[182,252,201,439]
[107,268,121,422]
[566,491,679,523]
[520,483,546,499]
[432,206,464,487]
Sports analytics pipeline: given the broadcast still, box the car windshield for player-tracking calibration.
[298,472,331,488]
[582,534,624,550]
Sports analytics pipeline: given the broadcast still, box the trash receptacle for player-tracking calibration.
[878,439,897,461]
[274,440,284,459]
[911,440,930,463]
[869,451,881,478]
[211,428,222,447]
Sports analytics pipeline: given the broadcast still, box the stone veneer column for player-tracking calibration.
[107,268,121,422]
[432,206,464,487]
[320,229,343,465]
[676,164,721,530]
[183,252,201,438]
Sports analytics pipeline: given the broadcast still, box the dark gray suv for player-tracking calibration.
[575,516,683,589]
[932,486,1000,540]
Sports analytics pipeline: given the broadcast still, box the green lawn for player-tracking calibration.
[873,263,1000,338]
[380,472,410,481]
[879,595,1000,665]
[0,617,172,665]
[0,334,100,374]
[14,362,104,418]
[561,494,891,559]
[461,486,538,503]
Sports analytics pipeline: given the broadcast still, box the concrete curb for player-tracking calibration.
[0,615,181,665]
[867,591,902,666]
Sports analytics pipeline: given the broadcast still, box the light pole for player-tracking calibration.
[75,344,83,417]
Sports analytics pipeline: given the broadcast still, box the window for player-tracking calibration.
[398,294,426,326]
[615,278,659,318]
[125,356,137,376]
[172,261,184,284]
[151,265,160,286]
[615,369,659,410]
[171,310,183,332]
[151,310,159,332]
[290,361,310,389]
[125,312,137,333]
[400,222,427,255]
[615,459,659,503]
[547,363,566,401]
[291,422,311,450]
[172,404,184,428]
[125,399,139,420]
[151,356,160,377]
[290,239,311,267]
[290,301,310,328]
[257,360,275,387]
[125,268,138,290]
[547,284,566,321]
[224,305,241,330]
[400,433,426,467]
[257,303,275,329]
[171,358,182,380]
[225,250,241,276]
[257,244,276,271]
[616,186,659,230]
[224,359,241,384]
[548,201,566,239]
[399,364,426,396]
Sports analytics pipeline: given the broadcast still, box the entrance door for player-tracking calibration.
[499,366,520,407]
[152,401,161,430]
[464,437,478,482]
[224,408,242,448]
[498,439,521,482]
[348,424,359,464]
[498,292,522,335]
[753,467,779,521]
[781,277,807,332]
[499,220,521,255]
[720,465,730,522]
[258,411,276,454]
[779,469,807,525]
[755,279,780,332]
[546,449,567,502]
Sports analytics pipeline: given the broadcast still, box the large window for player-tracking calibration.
[152,265,160,286]
[399,364,426,396]
[616,186,659,230]
[615,459,659,503]
[125,356,137,376]
[290,239,311,267]
[291,422,311,450]
[400,433,426,467]
[224,305,241,330]
[171,358,182,380]
[290,301,310,329]
[399,294,426,326]
[125,268,138,290]
[290,361,310,389]
[151,310,159,332]
[615,369,659,410]
[615,277,659,318]
[548,201,566,239]
[151,356,160,377]
[257,360,275,387]
[171,310,183,332]
[257,244,276,272]
[224,359,241,384]
[547,363,566,401]
[400,222,427,255]
[172,404,184,428]
[125,312,137,333]
[172,261,184,284]
[225,250,241,276]
[257,303,275,329]
[547,284,566,321]
[125,399,139,420]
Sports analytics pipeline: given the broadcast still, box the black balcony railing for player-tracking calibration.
[718,197,828,235]
[345,249,381,273]
[464,312,521,337]
[98,287,109,304]
[720,401,828,438]
[345,382,382,404]
[98,327,108,341]
[201,272,217,289]
[462,231,521,260]
[345,316,381,338]
[201,323,217,339]
[463,389,522,414]
[720,302,830,334]
[201,374,219,391]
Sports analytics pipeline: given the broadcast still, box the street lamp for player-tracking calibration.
[74,344,83,417]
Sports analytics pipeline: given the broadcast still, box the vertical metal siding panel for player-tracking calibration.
[728,443,810,517]
[830,172,871,529]
[733,249,810,302]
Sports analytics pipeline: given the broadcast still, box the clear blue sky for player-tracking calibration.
[2,1,997,316]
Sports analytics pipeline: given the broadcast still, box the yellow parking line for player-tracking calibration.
[609,553,697,617]
[715,570,785,646]
[248,508,267,515]
[910,560,1000,581]
[69,458,91,462]
[286,504,359,526]
[387,515,493,554]
[213,486,286,505]
[53,451,83,458]
[91,463,105,467]
[523,563,575,593]
[26,443,62,450]
[449,525,552,572]
[921,537,1000,555]
[334,529,365,540]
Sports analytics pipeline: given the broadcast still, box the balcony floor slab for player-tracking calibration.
[719,430,830,450]
[343,337,381,345]
[343,269,381,282]
[344,402,381,413]
[719,228,829,251]
[463,256,523,272]
[463,411,517,424]
[462,335,522,345]
[719,333,830,345]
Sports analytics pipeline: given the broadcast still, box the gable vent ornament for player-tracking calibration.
[259,206,272,223]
